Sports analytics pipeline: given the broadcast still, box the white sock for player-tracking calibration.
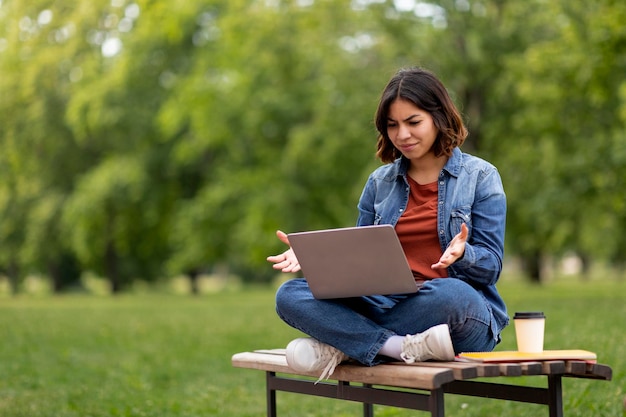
[378,335,405,361]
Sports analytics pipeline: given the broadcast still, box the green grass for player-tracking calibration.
[0,278,624,416]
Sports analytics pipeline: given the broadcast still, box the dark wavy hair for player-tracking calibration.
[375,67,468,163]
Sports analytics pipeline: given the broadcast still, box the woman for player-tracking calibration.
[267,67,508,381]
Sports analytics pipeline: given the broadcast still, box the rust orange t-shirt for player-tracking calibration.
[395,177,448,280]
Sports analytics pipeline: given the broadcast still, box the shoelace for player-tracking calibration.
[400,333,427,364]
[315,348,345,384]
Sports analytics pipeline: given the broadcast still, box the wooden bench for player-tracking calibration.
[231,349,612,417]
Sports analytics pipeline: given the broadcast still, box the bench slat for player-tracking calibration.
[498,363,523,376]
[565,360,588,375]
[331,363,455,390]
[232,351,290,371]
[473,363,502,377]
[392,361,478,380]
[583,363,613,380]
[520,361,544,375]
[232,351,455,390]
[542,361,566,374]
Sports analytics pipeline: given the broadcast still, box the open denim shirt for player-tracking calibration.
[356,147,509,341]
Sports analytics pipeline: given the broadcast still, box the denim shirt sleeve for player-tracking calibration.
[356,176,377,226]
[445,162,506,287]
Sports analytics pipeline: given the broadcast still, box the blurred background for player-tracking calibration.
[1,0,625,295]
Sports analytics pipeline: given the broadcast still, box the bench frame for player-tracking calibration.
[265,371,564,417]
[232,350,612,417]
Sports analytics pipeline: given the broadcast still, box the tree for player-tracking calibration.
[2,0,625,292]
[160,1,385,282]
[0,0,90,292]
[493,0,626,280]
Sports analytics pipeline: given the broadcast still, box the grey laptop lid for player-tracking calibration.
[287,225,418,299]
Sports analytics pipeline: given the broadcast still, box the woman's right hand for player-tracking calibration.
[266,230,301,273]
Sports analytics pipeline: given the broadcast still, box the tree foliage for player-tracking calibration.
[0,0,624,292]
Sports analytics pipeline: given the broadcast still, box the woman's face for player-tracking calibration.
[386,99,438,162]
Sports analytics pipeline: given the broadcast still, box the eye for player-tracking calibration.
[387,121,397,128]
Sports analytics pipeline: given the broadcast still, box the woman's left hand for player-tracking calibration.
[266,230,302,273]
[431,223,468,270]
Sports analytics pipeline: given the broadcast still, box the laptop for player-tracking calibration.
[287,224,418,299]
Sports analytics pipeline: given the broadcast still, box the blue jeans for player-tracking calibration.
[275,278,498,366]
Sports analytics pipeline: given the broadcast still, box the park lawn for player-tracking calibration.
[0,278,623,417]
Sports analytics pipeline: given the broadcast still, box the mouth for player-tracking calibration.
[399,143,418,152]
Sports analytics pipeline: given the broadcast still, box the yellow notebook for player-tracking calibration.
[457,349,597,363]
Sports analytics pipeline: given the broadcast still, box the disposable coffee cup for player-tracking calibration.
[513,312,546,353]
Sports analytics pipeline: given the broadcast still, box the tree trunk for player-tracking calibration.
[7,260,20,295]
[188,269,200,295]
[578,252,592,281]
[105,240,122,294]
[48,254,82,293]
[522,250,543,283]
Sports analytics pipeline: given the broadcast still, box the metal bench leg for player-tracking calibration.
[363,402,374,417]
[548,375,563,417]
[362,384,374,417]
[267,372,277,417]
[429,388,445,417]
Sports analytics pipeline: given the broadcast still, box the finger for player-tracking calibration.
[282,263,301,273]
[272,263,286,270]
[432,252,453,269]
[273,260,300,273]
[459,223,468,239]
[267,254,284,263]
[431,261,446,269]
[271,259,290,270]
[276,230,290,246]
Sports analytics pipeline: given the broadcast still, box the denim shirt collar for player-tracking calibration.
[443,147,463,178]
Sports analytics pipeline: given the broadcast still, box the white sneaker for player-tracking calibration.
[400,324,455,363]
[286,338,349,383]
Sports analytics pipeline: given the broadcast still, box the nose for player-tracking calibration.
[396,123,411,140]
